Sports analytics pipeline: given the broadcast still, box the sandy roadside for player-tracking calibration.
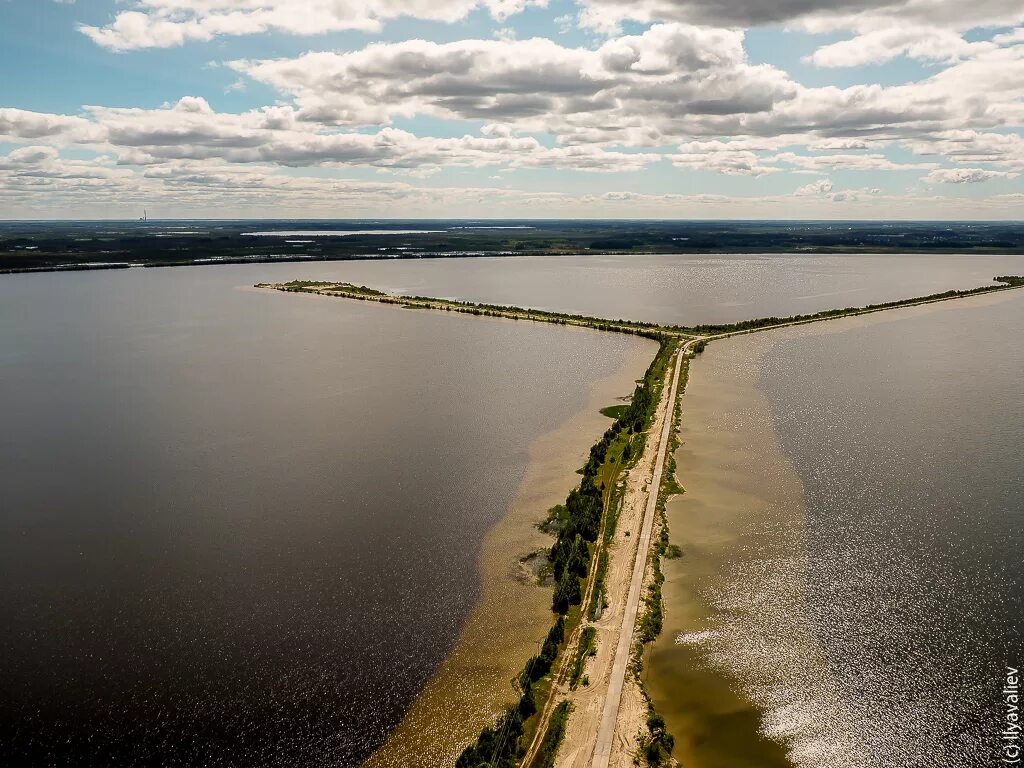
[552,347,683,768]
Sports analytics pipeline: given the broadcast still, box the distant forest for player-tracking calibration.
[2,220,1024,273]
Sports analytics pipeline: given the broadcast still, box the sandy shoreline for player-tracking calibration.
[364,332,656,768]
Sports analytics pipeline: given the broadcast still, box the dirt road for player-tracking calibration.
[549,340,687,768]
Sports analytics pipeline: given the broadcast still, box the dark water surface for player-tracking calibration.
[757,291,1024,765]
[3,254,1022,767]
[0,267,645,767]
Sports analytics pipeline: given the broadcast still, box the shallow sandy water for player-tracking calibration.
[365,336,657,768]
[648,289,1023,767]
[645,336,802,767]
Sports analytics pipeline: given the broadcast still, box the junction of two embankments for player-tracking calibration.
[260,276,1024,767]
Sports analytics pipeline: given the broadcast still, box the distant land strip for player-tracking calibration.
[4,220,1024,274]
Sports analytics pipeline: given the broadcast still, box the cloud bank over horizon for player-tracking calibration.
[1,0,1022,218]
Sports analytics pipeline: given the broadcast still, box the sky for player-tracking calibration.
[0,0,1022,219]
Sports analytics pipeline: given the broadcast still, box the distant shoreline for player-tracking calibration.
[6,246,1024,276]
[4,219,1023,274]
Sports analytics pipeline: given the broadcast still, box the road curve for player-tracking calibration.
[590,340,687,768]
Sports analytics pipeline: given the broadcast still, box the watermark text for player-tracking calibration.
[1003,666,1020,764]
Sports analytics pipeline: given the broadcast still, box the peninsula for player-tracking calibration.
[260,274,1024,768]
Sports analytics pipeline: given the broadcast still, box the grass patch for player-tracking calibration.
[600,403,630,420]
[538,504,565,535]
[569,627,597,689]
[532,701,572,768]
[664,544,683,559]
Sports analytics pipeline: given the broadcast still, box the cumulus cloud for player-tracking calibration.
[0,145,61,169]
[774,152,931,171]
[0,146,722,217]
[0,146,134,201]
[4,9,1023,219]
[923,168,1019,183]
[577,0,1024,32]
[808,28,995,68]
[80,0,546,51]
[575,0,1024,76]
[809,138,873,150]
[2,146,1019,220]
[17,97,652,174]
[994,28,1024,45]
[229,24,1024,152]
[794,178,834,195]
[906,130,1024,169]
[667,139,784,175]
[230,24,799,141]
[659,141,940,175]
[0,108,97,142]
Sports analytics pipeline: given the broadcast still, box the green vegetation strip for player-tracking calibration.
[531,701,572,768]
[569,627,597,690]
[631,362,688,767]
[599,404,630,420]
[258,281,671,339]
[585,490,620,622]
[452,337,674,768]
[259,275,1024,342]
[691,275,1024,336]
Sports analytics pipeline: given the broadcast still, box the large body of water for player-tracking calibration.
[653,289,1023,767]
[0,266,647,766]
[3,253,1022,766]
[760,290,1023,765]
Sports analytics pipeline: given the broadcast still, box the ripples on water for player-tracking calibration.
[695,294,1024,767]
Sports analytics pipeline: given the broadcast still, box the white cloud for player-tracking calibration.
[0,108,97,142]
[3,146,1021,220]
[0,145,62,168]
[80,0,547,51]
[923,167,1019,183]
[0,146,134,198]
[774,152,931,171]
[993,28,1024,45]
[807,28,995,68]
[35,98,654,174]
[906,130,1024,169]
[230,25,800,141]
[794,178,834,195]
[229,24,1024,155]
[668,140,783,175]
[578,0,1023,34]
[575,0,1024,77]
[4,10,1024,219]
[808,138,873,150]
